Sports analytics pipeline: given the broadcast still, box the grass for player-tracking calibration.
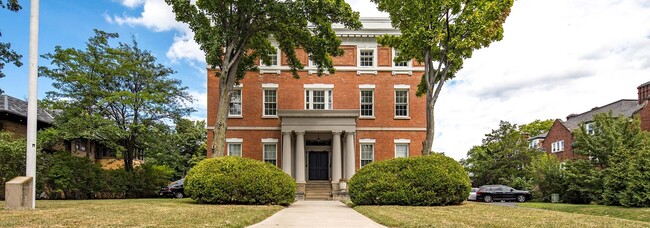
[354,202,650,227]
[519,202,650,223]
[0,198,282,227]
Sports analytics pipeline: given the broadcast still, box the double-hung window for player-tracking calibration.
[229,88,242,117]
[584,122,595,135]
[551,140,564,153]
[360,89,374,117]
[360,143,374,167]
[394,140,410,158]
[394,89,409,117]
[263,89,277,116]
[226,138,243,157]
[304,87,333,110]
[265,48,280,67]
[263,142,277,165]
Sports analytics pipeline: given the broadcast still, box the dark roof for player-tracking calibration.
[0,95,54,124]
[528,132,547,140]
[638,81,650,89]
[563,99,642,131]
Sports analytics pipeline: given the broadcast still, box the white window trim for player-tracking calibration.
[226,138,243,143]
[394,84,410,89]
[359,89,375,118]
[394,139,411,144]
[394,143,410,158]
[261,138,279,143]
[357,47,377,68]
[227,143,242,157]
[262,83,279,89]
[262,88,278,118]
[394,89,410,118]
[263,142,278,165]
[358,84,376,89]
[551,140,565,153]
[360,143,375,167]
[304,89,333,110]
[359,138,376,143]
[392,48,411,68]
[304,84,334,89]
[228,88,243,118]
[265,47,281,67]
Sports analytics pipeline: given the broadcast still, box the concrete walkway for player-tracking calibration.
[248,201,386,228]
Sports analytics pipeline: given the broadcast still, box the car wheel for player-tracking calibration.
[517,195,526,203]
[174,192,184,199]
[484,195,493,203]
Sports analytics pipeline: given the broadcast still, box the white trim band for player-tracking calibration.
[394,139,411,144]
[356,127,426,131]
[358,84,376,89]
[261,138,279,143]
[394,84,410,89]
[207,126,282,131]
[226,138,243,143]
[233,83,243,88]
[359,138,376,143]
[262,83,279,88]
[304,84,334,89]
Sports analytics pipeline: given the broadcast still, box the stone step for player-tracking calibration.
[306,189,332,193]
[305,197,332,200]
[306,192,332,196]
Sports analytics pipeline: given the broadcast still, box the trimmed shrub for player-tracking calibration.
[349,153,470,206]
[185,156,295,205]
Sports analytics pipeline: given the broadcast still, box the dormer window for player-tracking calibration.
[584,122,595,135]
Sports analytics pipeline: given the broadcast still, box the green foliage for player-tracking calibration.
[0,0,23,91]
[603,137,650,207]
[527,154,564,202]
[562,159,603,204]
[349,153,470,206]
[0,131,26,199]
[519,119,554,136]
[574,113,644,168]
[43,152,104,199]
[40,30,194,172]
[145,119,207,179]
[185,157,295,205]
[461,121,541,187]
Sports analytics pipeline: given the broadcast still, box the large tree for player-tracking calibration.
[519,119,553,137]
[40,30,194,172]
[166,0,361,157]
[371,0,514,155]
[0,0,23,94]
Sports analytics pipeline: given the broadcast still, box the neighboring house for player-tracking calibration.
[0,94,142,169]
[541,81,650,160]
[528,132,546,150]
[206,18,426,199]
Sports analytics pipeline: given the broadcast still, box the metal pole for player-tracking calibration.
[26,0,40,209]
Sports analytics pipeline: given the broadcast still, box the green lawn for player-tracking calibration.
[519,202,650,223]
[0,199,282,227]
[354,202,650,227]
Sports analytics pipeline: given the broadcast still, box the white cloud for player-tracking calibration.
[432,0,650,160]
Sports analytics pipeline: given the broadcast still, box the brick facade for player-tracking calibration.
[542,120,576,160]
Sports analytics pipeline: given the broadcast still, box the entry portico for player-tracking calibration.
[278,109,358,198]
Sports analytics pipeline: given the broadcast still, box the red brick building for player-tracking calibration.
[540,81,650,160]
[206,18,426,199]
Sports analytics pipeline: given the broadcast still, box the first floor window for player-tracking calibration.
[360,90,374,117]
[395,144,409,158]
[551,140,564,153]
[264,89,277,116]
[361,144,374,167]
[395,90,409,117]
[229,89,242,116]
[263,143,277,165]
[228,143,242,157]
[305,89,333,110]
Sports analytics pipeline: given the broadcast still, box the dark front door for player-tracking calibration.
[308,152,329,180]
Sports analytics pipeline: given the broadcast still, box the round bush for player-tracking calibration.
[185,156,295,205]
[349,153,470,206]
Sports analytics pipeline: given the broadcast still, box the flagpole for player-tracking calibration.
[26,0,40,209]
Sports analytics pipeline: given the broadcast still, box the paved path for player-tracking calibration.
[248,201,386,228]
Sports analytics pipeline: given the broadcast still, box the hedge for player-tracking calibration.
[185,156,295,205]
[349,153,470,206]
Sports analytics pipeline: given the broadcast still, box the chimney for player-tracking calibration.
[639,81,650,105]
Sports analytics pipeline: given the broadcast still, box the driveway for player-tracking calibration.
[248,200,385,228]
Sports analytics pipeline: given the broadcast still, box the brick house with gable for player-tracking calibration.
[541,81,650,160]
[206,18,427,199]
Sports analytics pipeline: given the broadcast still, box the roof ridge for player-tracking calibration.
[567,99,638,119]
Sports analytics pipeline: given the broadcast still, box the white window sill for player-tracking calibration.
[359,116,375,119]
[392,70,413,76]
[356,70,378,75]
[262,115,279,119]
[394,116,411,120]
[308,70,330,75]
[228,116,243,119]
[259,69,281,74]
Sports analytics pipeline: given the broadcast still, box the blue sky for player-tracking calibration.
[2,0,650,160]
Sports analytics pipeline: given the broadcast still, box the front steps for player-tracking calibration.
[305,181,332,200]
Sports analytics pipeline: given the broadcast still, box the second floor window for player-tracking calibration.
[359,49,374,67]
[305,89,333,110]
[360,90,374,117]
[551,140,564,153]
[264,89,277,116]
[585,122,595,135]
[395,90,409,117]
[229,89,242,116]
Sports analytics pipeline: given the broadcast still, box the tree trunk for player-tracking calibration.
[211,87,232,157]
[124,138,134,173]
[422,94,435,155]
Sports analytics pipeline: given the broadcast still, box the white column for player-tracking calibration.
[295,131,306,183]
[345,132,356,179]
[331,131,342,183]
[25,0,41,209]
[282,131,293,177]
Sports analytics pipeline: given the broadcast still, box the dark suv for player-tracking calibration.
[159,179,185,199]
[476,185,531,203]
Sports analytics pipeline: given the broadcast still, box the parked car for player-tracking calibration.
[467,187,479,201]
[159,179,185,199]
[475,185,531,203]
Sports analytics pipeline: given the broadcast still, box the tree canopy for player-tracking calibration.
[519,119,553,137]
[371,0,514,154]
[165,0,361,157]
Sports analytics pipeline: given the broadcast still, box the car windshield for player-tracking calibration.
[471,188,478,192]
[168,179,184,187]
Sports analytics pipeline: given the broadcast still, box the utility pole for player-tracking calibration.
[25,0,40,209]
